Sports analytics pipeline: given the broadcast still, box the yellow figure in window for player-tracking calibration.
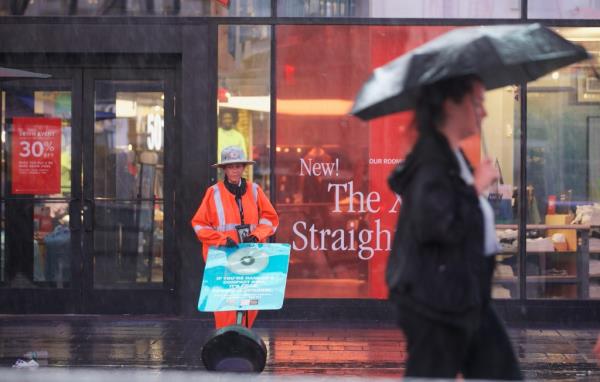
[217,109,247,161]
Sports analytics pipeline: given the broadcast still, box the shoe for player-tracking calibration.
[12,359,39,368]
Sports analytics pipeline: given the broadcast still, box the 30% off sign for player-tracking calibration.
[11,117,62,195]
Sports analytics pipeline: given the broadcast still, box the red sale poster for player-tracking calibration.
[11,117,62,195]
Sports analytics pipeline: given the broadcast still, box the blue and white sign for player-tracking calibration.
[198,243,291,312]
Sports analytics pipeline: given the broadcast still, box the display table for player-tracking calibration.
[494,224,591,299]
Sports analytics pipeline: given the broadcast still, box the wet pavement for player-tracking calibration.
[1,315,600,381]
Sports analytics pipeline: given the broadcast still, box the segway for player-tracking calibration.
[198,243,291,373]
[201,311,267,372]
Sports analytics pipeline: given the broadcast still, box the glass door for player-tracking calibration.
[82,69,175,313]
[0,68,83,311]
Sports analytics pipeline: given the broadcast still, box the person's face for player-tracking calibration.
[221,113,234,129]
[223,163,245,183]
[461,81,487,138]
[444,80,487,139]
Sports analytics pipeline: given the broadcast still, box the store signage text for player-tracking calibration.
[292,158,401,261]
[146,113,163,151]
[299,158,339,177]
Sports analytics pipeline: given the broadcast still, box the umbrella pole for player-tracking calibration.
[480,130,489,159]
[481,130,503,195]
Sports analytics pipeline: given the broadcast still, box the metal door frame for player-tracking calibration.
[81,67,176,314]
[0,67,84,312]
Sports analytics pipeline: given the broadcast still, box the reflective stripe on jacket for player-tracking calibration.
[191,181,279,260]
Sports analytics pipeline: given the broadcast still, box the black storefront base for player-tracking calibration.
[0,289,177,315]
[2,291,600,325]
[258,298,600,327]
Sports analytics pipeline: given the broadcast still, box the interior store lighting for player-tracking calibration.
[277,99,353,116]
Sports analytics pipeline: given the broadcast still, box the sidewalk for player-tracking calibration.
[1,315,599,380]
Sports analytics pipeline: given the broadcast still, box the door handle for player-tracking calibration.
[83,198,94,232]
[68,199,81,232]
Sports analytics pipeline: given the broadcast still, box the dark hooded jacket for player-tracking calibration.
[386,129,495,330]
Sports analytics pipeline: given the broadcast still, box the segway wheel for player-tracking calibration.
[201,325,267,372]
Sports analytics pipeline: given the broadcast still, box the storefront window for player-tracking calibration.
[529,0,600,19]
[277,0,521,18]
[525,28,600,299]
[276,25,521,299]
[1,80,73,288]
[217,25,271,192]
[0,0,270,16]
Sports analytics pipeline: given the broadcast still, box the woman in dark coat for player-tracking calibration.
[386,75,522,380]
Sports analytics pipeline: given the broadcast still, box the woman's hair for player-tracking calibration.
[414,74,480,133]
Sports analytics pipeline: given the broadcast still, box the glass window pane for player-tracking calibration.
[526,27,600,300]
[94,81,164,200]
[276,24,374,298]
[529,0,600,19]
[278,0,521,18]
[5,0,270,16]
[486,86,522,300]
[93,201,164,288]
[1,201,72,289]
[217,25,271,192]
[276,25,521,299]
[93,80,165,289]
[2,81,72,199]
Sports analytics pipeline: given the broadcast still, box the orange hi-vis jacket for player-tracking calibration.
[191,180,279,328]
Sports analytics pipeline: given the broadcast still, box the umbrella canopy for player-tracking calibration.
[351,23,590,120]
[0,67,51,79]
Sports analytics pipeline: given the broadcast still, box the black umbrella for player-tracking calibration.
[0,67,51,79]
[351,23,590,120]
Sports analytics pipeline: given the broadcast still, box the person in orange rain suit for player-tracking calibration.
[191,145,279,329]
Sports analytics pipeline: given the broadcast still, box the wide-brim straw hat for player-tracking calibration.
[212,145,256,168]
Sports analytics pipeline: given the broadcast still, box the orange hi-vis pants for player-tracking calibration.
[214,310,258,329]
